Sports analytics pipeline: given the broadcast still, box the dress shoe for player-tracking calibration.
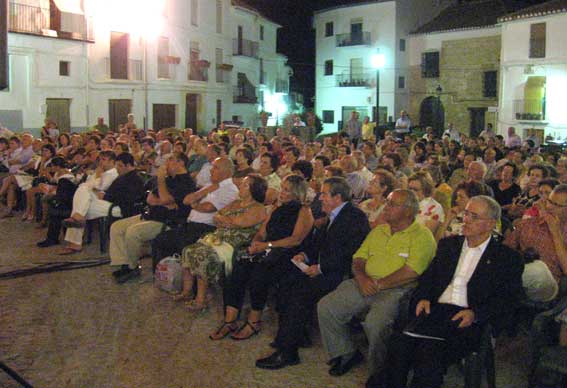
[112,265,130,278]
[269,335,311,349]
[36,239,59,248]
[329,350,364,376]
[115,267,141,284]
[365,370,388,388]
[62,218,85,228]
[255,350,300,370]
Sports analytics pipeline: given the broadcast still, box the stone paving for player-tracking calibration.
[0,215,530,388]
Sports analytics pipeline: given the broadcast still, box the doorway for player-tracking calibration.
[216,99,222,128]
[185,94,199,131]
[419,96,445,137]
[469,108,487,138]
[45,98,71,132]
[108,99,131,131]
[153,104,176,131]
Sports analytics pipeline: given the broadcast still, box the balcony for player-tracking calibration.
[336,73,372,87]
[336,32,371,47]
[104,58,143,81]
[513,99,546,122]
[233,85,257,104]
[276,79,289,94]
[8,1,94,42]
[233,39,259,58]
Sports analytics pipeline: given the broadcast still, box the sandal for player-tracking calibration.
[209,320,238,341]
[230,320,261,341]
[186,299,208,312]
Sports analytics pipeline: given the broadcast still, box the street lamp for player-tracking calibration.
[371,50,386,126]
[435,85,443,136]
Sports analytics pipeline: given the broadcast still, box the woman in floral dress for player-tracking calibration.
[176,174,268,311]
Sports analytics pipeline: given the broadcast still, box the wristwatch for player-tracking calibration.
[267,242,273,249]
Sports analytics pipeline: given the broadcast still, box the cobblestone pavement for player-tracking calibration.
[0,215,529,388]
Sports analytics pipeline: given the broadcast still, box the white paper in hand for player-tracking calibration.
[291,259,309,272]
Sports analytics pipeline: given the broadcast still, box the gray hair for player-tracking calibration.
[394,189,419,218]
[284,174,308,203]
[323,177,351,202]
[470,195,501,221]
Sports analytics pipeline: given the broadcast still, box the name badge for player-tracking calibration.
[399,253,409,258]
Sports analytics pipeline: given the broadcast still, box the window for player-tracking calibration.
[324,60,333,76]
[216,0,222,33]
[398,76,405,89]
[483,71,497,98]
[421,52,439,78]
[260,25,264,41]
[323,110,334,123]
[399,39,406,52]
[191,0,198,26]
[215,48,224,82]
[59,61,70,76]
[530,23,546,58]
[157,36,170,79]
[110,31,129,80]
[259,58,264,84]
[325,22,333,37]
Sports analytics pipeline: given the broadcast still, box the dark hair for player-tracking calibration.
[285,146,301,160]
[142,137,155,147]
[291,160,313,180]
[323,177,351,201]
[236,147,254,165]
[324,166,345,178]
[116,152,135,166]
[209,143,223,157]
[247,174,268,204]
[42,144,56,157]
[501,162,519,178]
[260,142,273,152]
[50,156,67,168]
[338,144,351,155]
[413,142,427,163]
[384,152,402,168]
[99,150,116,160]
[172,151,189,169]
[314,155,331,167]
[528,164,549,178]
[174,141,187,153]
[0,138,8,147]
[58,133,70,147]
[9,136,20,145]
[115,142,129,153]
[89,136,101,146]
[539,178,560,190]
[261,152,280,172]
[374,170,395,198]
[217,142,230,155]
[454,181,486,203]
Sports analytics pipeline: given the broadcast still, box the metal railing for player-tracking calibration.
[276,79,289,93]
[8,2,93,41]
[104,58,143,81]
[233,85,257,104]
[513,99,546,121]
[336,73,372,87]
[336,32,371,47]
[233,39,259,58]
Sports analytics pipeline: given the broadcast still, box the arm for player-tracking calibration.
[542,212,567,274]
[155,167,175,207]
[214,204,266,228]
[264,188,279,205]
[375,265,419,291]
[182,183,218,206]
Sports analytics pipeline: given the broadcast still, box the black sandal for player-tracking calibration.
[209,320,238,341]
[230,320,261,341]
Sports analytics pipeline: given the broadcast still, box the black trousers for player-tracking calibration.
[151,222,215,267]
[381,305,481,388]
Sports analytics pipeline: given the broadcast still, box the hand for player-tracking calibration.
[541,210,562,236]
[415,300,431,317]
[248,241,267,254]
[451,309,475,329]
[303,265,320,278]
[96,191,105,200]
[292,253,306,264]
[206,183,220,193]
[157,164,167,180]
[355,274,379,297]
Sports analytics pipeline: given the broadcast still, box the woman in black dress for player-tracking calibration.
[210,174,314,340]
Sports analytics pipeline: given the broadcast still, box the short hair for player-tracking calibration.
[292,160,313,180]
[115,142,129,153]
[285,146,301,160]
[408,171,434,197]
[470,195,501,221]
[338,144,351,155]
[0,138,8,147]
[314,155,331,167]
[50,156,67,168]
[501,162,519,178]
[89,136,101,146]
[323,176,351,201]
[174,141,187,153]
[99,150,116,160]
[116,152,135,167]
[260,142,273,152]
[539,178,560,189]
[42,144,56,157]
[553,184,567,196]
[325,166,345,178]
[246,173,268,204]
[283,174,308,203]
[454,181,487,204]
[9,136,20,145]
[236,147,254,165]
[384,152,402,168]
[209,144,223,157]
[395,189,420,218]
[261,152,280,172]
[528,164,549,178]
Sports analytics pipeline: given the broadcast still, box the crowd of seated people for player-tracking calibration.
[2,120,567,388]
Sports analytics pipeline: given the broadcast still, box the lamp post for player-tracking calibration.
[435,85,443,137]
[371,49,386,126]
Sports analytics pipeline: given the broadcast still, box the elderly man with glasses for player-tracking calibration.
[317,189,437,379]
[505,184,567,302]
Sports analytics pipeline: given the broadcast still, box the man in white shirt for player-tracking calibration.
[195,144,222,188]
[151,157,239,262]
[505,126,522,148]
[442,123,461,143]
[367,196,524,388]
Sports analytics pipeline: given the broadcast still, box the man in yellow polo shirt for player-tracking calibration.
[318,189,436,379]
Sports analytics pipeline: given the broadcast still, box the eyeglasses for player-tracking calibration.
[463,210,493,222]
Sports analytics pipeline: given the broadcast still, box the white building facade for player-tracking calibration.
[313,0,454,135]
[498,4,567,141]
[0,0,291,135]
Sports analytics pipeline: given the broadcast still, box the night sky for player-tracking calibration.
[243,0,551,109]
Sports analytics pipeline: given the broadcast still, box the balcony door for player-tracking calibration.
[469,108,486,138]
[110,32,129,80]
[186,94,199,131]
[109,99,131,131]
[46,98,70,132]
[351,21,362,44]
[350,58,363,83]
[153,104,176,131]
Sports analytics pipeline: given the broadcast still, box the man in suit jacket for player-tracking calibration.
[368,195,524,388]
[256,177,370,370]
